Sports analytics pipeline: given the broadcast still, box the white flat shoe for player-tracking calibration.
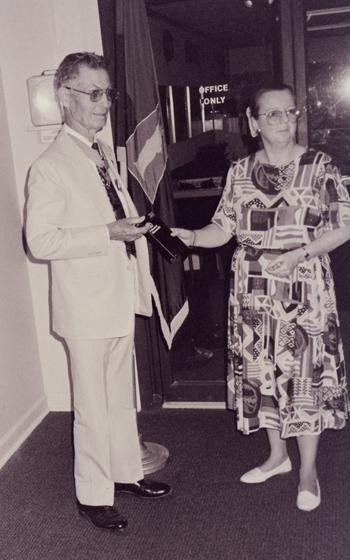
[240,457,292,484]
[297,480,321,512]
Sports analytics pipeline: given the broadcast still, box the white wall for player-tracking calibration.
[0,64,48,469]
[0,0,112,415]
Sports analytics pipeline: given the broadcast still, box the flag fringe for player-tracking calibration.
[150,277,189,349]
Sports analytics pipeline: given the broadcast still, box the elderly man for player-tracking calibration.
[26,52,171,532]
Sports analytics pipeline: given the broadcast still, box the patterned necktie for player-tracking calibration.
[91,142,135,257]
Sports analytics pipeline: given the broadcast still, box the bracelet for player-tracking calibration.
[302,246,310,260]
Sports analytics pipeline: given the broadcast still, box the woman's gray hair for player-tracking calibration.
[248,81,295,119]
[54,52,107,91]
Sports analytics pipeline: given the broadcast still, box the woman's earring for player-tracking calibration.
[246,107,260,139]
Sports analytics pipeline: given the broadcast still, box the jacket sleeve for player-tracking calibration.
[26,157,110,261]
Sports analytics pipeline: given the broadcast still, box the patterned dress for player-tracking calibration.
[212,150,350,438]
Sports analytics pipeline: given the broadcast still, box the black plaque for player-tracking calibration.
[138,211,189,263]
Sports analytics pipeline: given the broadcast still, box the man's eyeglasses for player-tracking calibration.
[258,107,301,126]
[64,86,119,103]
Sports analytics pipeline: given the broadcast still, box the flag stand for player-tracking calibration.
[135,356,169,474]
[139,434,169,475]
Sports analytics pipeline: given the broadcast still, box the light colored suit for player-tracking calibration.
[26,129,153,505]
[27,129,153,339]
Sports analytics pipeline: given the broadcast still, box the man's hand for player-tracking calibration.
[107,216,152,241]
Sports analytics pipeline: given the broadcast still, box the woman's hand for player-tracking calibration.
[265,248,304,277]
[171,228,194,247]
[171,223,231,248]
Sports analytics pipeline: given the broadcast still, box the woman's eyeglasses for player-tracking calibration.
[64,86,119,103]
[258,107,301,126]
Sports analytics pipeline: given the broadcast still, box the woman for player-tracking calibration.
[172,82,350,511]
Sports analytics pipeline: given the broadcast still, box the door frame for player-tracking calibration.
[280,0,309,146]
[138,0,310,409]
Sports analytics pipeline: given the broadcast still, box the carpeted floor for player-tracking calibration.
[1,408,350,560]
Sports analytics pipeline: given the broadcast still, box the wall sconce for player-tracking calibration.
[27,70,62,127]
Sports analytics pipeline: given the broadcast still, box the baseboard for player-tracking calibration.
[163,401,226,409]
[47,391,72,412]
[48,396,227,412]
[0,396,49,470]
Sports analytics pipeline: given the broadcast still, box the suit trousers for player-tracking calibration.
[66,327,144,506]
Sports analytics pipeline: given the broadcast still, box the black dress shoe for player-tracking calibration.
[78,503,128,531]
[115,478,172,499]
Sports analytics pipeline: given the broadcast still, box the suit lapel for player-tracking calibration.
[57,131,138,220]
[55,131,116,222]
[98,141,138,218]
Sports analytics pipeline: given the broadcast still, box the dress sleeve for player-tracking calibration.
[211,163,237,237]
[319,155,350,231]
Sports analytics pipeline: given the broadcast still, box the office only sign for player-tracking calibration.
[199,84,229,106]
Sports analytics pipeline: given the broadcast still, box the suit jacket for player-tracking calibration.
[26,129,153,339]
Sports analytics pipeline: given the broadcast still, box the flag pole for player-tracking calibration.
[98,0,188,474]
[168,85,176,143]
[185,86,192,138]
[131,217,170,476]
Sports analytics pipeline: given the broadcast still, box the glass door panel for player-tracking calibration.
[305,1,350,315]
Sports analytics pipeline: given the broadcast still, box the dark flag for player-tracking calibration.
[98,0,188,347]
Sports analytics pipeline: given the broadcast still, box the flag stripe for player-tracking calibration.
[126,108,167,204]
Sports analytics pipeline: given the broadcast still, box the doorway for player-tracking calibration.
[146,0,282,403]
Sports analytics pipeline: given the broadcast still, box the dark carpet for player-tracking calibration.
[1,408,350,560]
